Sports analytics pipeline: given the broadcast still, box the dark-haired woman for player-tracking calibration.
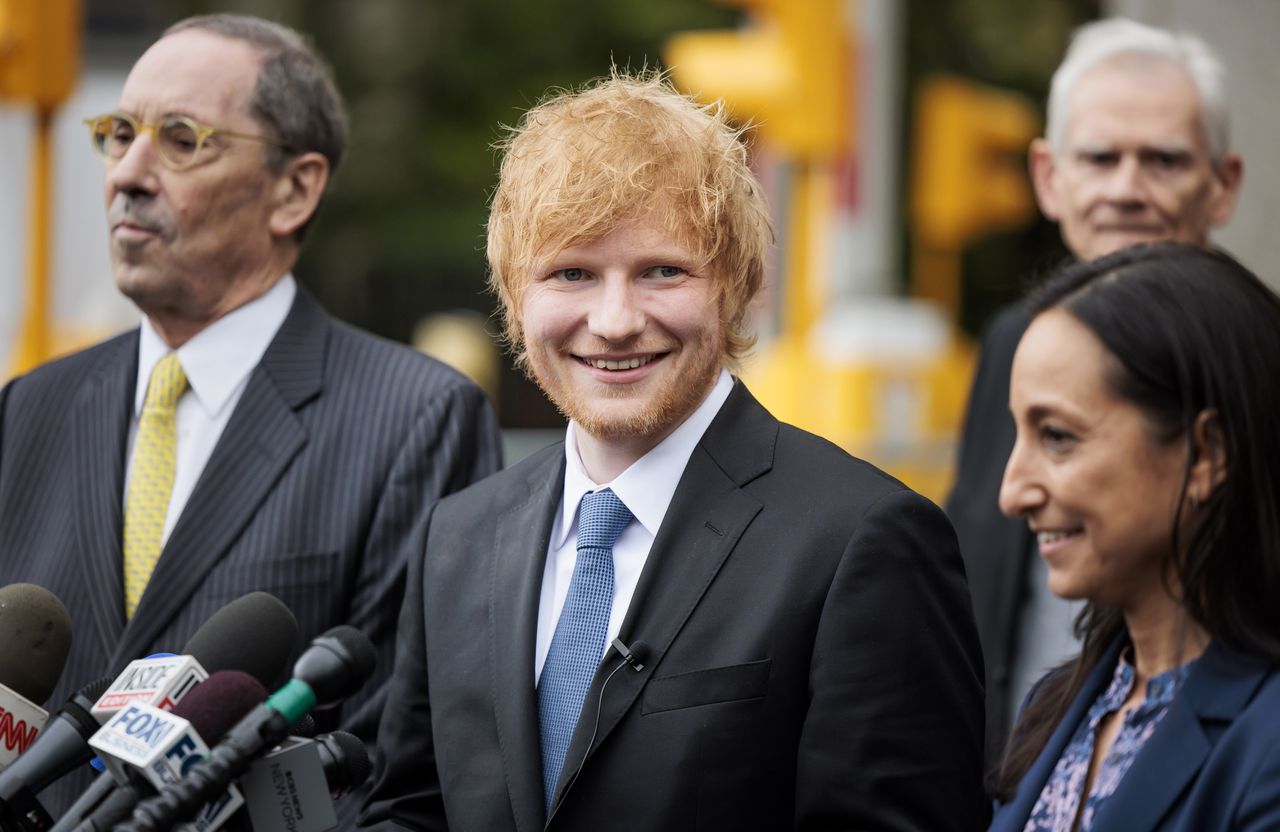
[989,243,1280,831]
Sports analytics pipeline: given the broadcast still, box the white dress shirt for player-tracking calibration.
[124,275,296,547]
[534,368,734,682]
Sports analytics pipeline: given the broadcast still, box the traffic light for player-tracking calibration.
[665,0,850,158]
[0,0,81,108]
[910,75,1039,250]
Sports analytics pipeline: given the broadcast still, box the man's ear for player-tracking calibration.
[1208,152,1243,227]
[1028,137,1062,222]
[269,151,329,238]
[1024,139,1064,224]
[1187,409,1228,504]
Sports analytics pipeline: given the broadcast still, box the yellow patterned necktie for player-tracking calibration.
[123,352,188,619]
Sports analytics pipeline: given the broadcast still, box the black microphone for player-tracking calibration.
[0,584,73,767]
[0,679,108,832]
[117,626,377,832]
[236,731,371,831]
[311,731,371,800]
[181,592,300,688]
[69,671,268,832]
[90,592,299,725]
[0,591,299,829]
[610,638,649,672]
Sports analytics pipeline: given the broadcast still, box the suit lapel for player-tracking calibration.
[490,448,565,832]
[550,383,773,814]
[113,291,326,665]
[70,333,139,657]
[1092,643,1270,831]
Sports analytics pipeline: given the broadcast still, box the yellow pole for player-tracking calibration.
[10,104,53,376]
[912,241,961,322]
[784,159,816,338]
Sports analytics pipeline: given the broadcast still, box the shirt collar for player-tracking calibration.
[135,274,297,418]
[553,368,734,549]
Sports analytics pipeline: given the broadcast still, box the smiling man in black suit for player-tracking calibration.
[361,72,985,831]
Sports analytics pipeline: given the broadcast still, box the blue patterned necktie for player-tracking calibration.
[537,488,633,810]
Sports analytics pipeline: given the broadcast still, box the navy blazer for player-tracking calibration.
[991,638,1280,831]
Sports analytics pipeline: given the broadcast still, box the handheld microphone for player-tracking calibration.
[310,731,371,800]
[117,627,376,832]
[14,594,295,832]
[236,732,370,832]
[91,591,299,722]
[0,584,73,768]
[0,678,110,832]
[0,591,298,831]
[74,671,267,832]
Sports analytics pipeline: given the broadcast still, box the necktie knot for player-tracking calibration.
[145,352,188,412]
[576,489,632,551]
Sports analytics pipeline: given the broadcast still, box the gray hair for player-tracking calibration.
[163,14,348,176]
[1046,17,1229,163]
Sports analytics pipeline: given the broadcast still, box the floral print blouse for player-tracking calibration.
[1022,652,1193,832]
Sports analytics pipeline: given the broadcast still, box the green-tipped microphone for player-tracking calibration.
[114,626,376,832]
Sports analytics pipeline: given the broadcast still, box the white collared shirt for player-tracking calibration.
[534,368,735,682]
[125,275,297,547]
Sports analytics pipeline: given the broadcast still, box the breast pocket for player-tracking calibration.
[203,551,341,614]
[641,658,771,714]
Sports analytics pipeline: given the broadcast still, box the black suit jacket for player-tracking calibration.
[362,382,985,831]
[0,288,502,813]
[945,304,1034,763]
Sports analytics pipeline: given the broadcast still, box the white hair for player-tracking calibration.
[1046,17,1230,163]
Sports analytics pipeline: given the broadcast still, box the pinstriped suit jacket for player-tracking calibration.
[0,287,502,814]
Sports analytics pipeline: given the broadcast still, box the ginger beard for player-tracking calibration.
[517,216,728,449]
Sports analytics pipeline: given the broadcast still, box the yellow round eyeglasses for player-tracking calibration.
[83,112,290,171]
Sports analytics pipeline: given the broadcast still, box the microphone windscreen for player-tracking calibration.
[293,626,376,706]
[292,713,317,738]
[182,592,299,688]
[0,583,72,704]
[171,670,268,743]
[324,626,376,679]
[319,731,371,797]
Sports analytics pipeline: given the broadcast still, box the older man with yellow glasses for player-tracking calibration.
[0,13,501,819]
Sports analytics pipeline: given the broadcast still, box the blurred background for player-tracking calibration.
[2,0,1276,500]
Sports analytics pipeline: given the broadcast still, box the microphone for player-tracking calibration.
[3,594,295,832]
[610,638,649,672]
[116,626,376,832]
[90,592,299,722]
[72,671,267,832]
[546,637,652,824]
[180,592,300,688]
[310,731,371,800]
[0,584,73,767]
[0,680,109,832]
[236,731,371,832]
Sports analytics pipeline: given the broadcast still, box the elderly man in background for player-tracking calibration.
[0,13,501,815]
[947,16,1243,769]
